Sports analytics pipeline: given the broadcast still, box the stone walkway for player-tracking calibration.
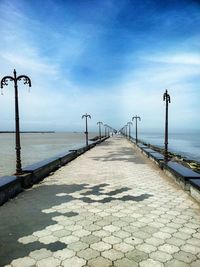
[0,136,200,267]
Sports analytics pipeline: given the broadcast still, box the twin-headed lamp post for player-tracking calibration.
[163,90,171,162]
[127,122,132,139]
[1,69,31,175]
[82,113,91,146]
[97,121,103,139]
[132,115,141,143]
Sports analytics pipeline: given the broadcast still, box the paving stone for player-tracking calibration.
[62,256,86,267]
[53,248,75,260]
[113,243,134,253]
[166,237,185,246]
[165,259,190,267]
[87,256,112,267]
[132,231,151,240]
[46,224,64,231]
[191,260,200,267]
[37,256,61,267]
[90,241,112,251]
[33,230,52,237]
[124,237,143,246]
[114,257,138,267]
[153,232,171,240]
[52,229,71,238]
[60,235,79,244]
[173,250,197,263]
[113,230,131,239]
[11,257,36,267]
[18,235,38,244]
[77,248,100,260]
[181,244,200,255]
[39,235,59,244]
[73,229,91,237]
[102,248,124,261]
[126,249,148,262]
[159,243,179,254]
[136,243,157,253]
[150,251,172,262]
[68,241,89,252]
[81,234,100,244]
[93,230,111,237]
[140,258,165,267]
[103,224,120,232]
[146,237,165,246]
[29,248,52,260]
[103,235,122,244]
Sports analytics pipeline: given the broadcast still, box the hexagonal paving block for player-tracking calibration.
[33,230,51,237]
[173,250,197,263]
[114,257,138,267]
[62,256,86,267]
[11,257,36,267]
[29,248,52,261]
[53,248,75,260]
[87,256,112,267]
[68,241,89,252]
[150,251,172,263]
[77,248,100,260]
[103,235,122,245]
[113,243,134,253]
[90,241,112,252]
[140,258,165,267]
[126,249,148,263]
[81,234,100,244]
[60,235,79,244]
[73,229,91,237]
[159,243,179,254]
[18,235,37,244]
[39,235,59,244]
[37,256,61,267]
[165,259,190,267]
[136,243,157,254]
[52,229,71,238]
[102,248,124,261]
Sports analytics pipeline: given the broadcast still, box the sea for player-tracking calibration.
[0,132,97,176]
[138,132,200,162]
[0,131,200,176]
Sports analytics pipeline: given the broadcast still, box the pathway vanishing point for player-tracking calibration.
[0,136,200,267]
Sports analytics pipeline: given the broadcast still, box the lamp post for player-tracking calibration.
[163,90,171,162]
[127,122,133,139]
[1,69,31,175]
[132,115,141,143]
[82,113,91,146]
[97,121,103,139]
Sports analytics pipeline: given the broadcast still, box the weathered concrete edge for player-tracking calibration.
[0,136,109,206]
[128,137,200,204]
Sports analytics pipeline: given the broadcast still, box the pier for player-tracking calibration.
[0,136,200,267]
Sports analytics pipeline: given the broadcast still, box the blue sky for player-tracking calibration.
[0,0,200,132]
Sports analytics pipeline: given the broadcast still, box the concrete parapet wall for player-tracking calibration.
[0,136,109,206]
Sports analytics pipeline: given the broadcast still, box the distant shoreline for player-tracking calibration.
[0,131,55,133]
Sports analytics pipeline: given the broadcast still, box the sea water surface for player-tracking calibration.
[0,132,97,176]
[138,132,200,162]
[0,131,200,177]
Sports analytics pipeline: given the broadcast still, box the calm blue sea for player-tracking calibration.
[136,132,200,162]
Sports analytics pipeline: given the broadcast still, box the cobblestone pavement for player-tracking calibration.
[0,136,200,267]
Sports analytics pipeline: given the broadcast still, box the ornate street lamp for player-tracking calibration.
[97,121,103,139]
[163,90,171,162]
[132,115,141,143]
[82,113,91,146]
[1,69,31,175]
[127,122,133,139]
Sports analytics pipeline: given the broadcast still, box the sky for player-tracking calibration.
[0,0,200,132]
